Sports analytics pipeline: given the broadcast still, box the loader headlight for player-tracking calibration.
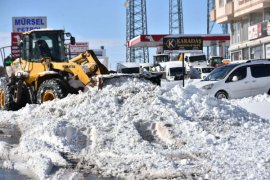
[202,83,214,90]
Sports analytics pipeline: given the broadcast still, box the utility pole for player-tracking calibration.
[125,0,149,63]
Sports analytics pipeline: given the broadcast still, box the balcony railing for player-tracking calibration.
[213,1,234,23]
[234,0,270,17]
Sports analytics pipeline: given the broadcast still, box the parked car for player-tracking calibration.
[196,60,270,99]
[190,66,215,79]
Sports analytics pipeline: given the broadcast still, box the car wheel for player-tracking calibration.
[215,91,228,99]
[268,89,270,95]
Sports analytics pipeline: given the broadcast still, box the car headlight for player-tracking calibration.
[202,83,214,90]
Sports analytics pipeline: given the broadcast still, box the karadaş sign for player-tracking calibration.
[12,16,47,32]
[163,37,203,51]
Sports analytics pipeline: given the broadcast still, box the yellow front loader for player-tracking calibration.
[0,29,161,110]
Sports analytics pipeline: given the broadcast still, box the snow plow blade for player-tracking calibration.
[92,73,162,90]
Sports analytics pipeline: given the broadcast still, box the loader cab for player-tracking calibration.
[20,30,74,62]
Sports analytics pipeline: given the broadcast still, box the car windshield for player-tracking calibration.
[204,64,239,81]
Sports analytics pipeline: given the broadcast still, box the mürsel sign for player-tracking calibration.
[163,37,203,51]
[12,16,47,32]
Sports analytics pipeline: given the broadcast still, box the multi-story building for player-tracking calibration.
[211,0,270,61]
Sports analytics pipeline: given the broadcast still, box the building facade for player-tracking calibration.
[211,0,270,61]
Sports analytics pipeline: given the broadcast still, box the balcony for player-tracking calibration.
[210,9,216,21]
[215,1,234,23]
[234,0,270,17]
[225,2,234,16]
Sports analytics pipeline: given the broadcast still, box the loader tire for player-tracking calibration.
[37,78,68,104]
[18,84,33,108]
[0,85,18,111]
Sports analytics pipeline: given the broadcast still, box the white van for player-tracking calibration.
[159,61,187,81]
[197,60,270,99]
[190,66,215,79]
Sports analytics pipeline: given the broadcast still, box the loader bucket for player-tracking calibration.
[141,72,162,86]
[91,73,162,90]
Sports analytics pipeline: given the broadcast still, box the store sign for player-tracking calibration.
[69,42,89,55]
[12,16,47,32]
[247,22,268,40]
[11,32,21,46]
[11,32,22,58]
[248,24,260,40]
[163,37,203,51]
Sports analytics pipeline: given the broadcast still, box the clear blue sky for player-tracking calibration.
[0,0,222,70]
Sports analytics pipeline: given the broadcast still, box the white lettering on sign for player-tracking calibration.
[12,16,47,32]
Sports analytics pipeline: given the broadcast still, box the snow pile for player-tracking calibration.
[231,94,270,120]
[0,78,270,179]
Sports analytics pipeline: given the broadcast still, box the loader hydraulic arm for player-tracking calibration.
[69,50,109,75]
[51,50,110,86]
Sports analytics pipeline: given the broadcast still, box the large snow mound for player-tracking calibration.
[0,78,269,179]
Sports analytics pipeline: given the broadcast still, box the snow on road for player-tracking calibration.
[0,78,269,179]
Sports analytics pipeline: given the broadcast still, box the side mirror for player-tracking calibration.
[232,76,238,82]
[70,36,76,45]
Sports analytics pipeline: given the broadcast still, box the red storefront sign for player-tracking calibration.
[11,32,22,58]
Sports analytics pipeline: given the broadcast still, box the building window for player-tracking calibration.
[231,51,242,61]
[264,8,270,21]
[265,44,270,59]
[250,45,263,59]
[219,0,224,7]
[241,18,249,41]
[231,21,241,44]
[242,48,249,60]
[250,12,263,26]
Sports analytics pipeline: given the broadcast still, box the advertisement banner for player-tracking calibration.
[12,16,47,32]
[68,42,89,55]
[163,37,203,51]
[248,22,268,40]
[11,32,22,58]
